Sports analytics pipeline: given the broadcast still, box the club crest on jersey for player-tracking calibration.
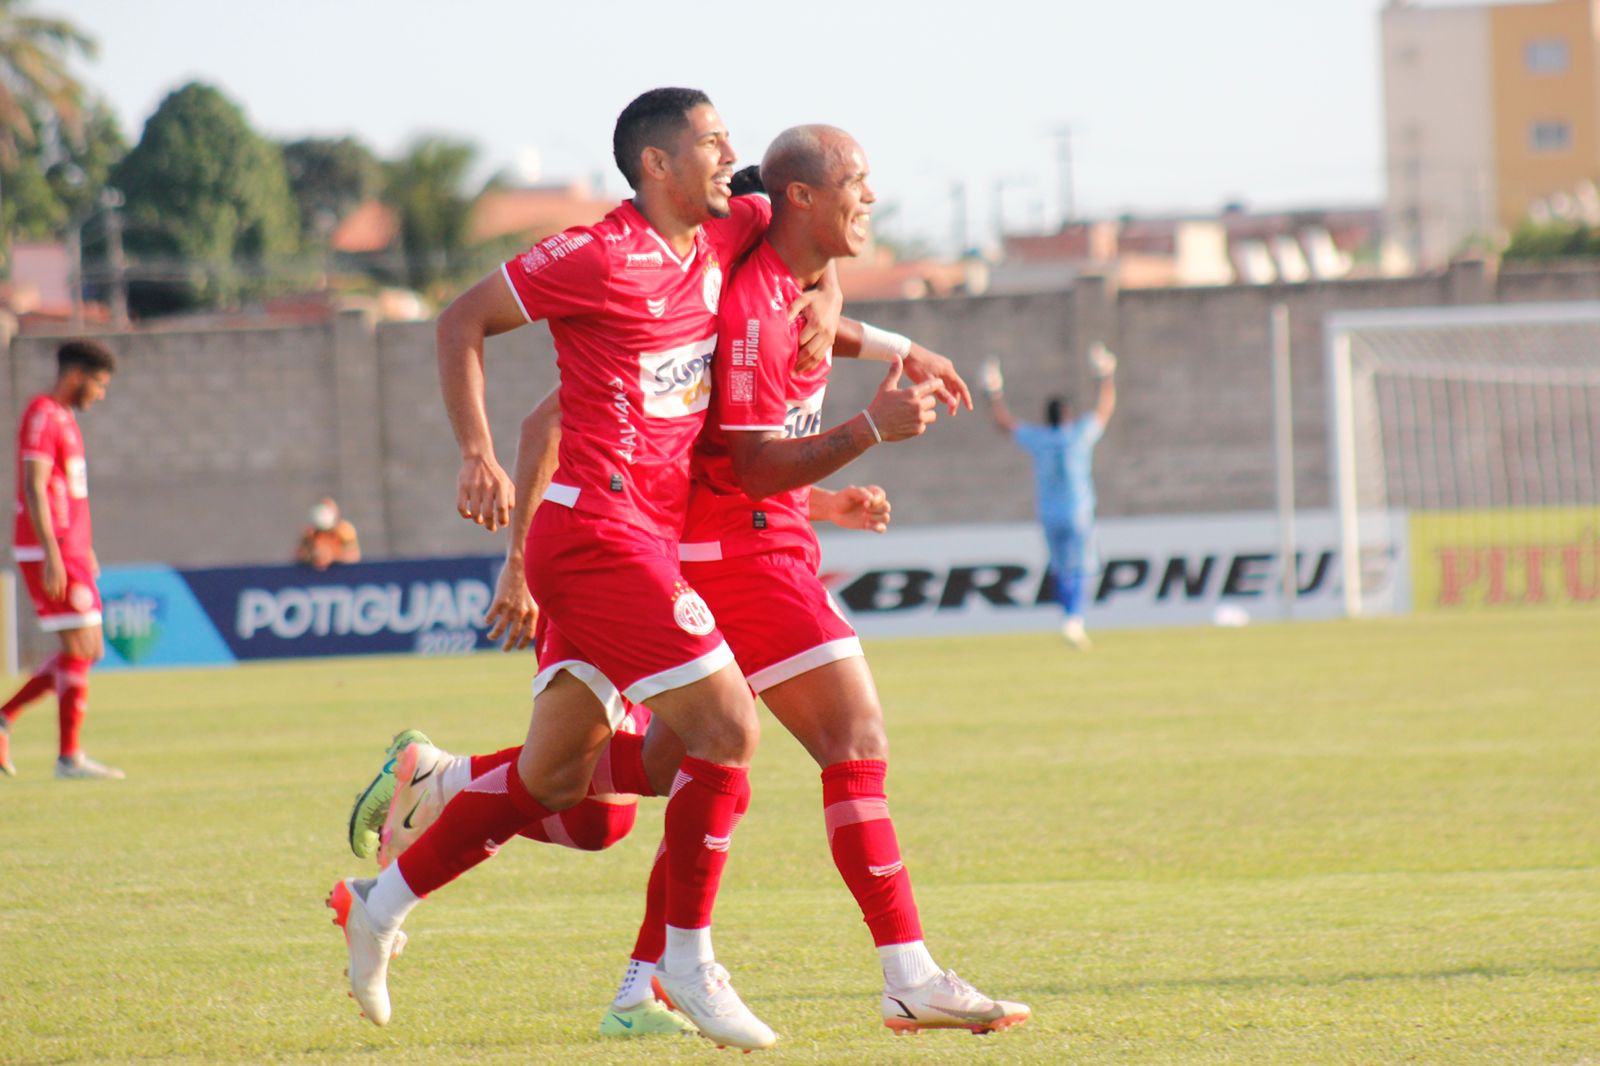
[670,581,716,636]
[638,336,716,418]
[702,260,723,314]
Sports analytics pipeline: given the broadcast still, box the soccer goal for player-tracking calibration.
[1325,302,1600,617]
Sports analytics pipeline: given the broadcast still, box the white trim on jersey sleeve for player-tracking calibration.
[542,483,580,508]
[500,263,534,324]
[12,546,46,561]
[677,541,724,563]
[20,451,53,464]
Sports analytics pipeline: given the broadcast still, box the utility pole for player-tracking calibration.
[103,188,129,330]
[1053,125,1075,227]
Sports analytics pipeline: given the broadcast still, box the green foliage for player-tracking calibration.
[0,0,96,166]
[283,135,381,242]
[110,81,300,314]
[384,135,477,291]
[1503,218,1600,260]
[0,98,123,240]
[1,611,1597,1063]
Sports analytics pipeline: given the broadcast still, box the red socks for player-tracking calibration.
[662,757,749,930]
[821,760,922,946]
[2,653,60,724]
[468,745,521,779]
[518,799,638,851]
[55,656,91,759]
[395,761,552,896]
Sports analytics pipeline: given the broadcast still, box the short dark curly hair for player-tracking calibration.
[57,339,117,376]
[613,87,712,191]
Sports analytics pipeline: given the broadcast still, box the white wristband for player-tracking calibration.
[859,323,912,362]
[861,409,884,443]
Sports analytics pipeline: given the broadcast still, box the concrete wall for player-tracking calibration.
[2,256,1584,580]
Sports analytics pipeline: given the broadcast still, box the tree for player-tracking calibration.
[283,136,381,242]
[383,136,476,291]
[1,98,123,240]
[110,82,300,315]
[0,0,96,269]
[1503,218,1600,261]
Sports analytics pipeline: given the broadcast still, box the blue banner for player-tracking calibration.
[96,555,504,670]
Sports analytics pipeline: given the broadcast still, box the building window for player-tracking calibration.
[1530,120,1572,153]
[1526,38,1569,74]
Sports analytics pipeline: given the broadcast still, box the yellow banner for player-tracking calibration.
[1411,508,1600,610]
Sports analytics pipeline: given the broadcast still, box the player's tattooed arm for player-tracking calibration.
[728,357,940,500]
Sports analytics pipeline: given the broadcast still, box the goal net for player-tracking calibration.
[1324,302,1600,616]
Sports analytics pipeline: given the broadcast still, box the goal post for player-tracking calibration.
[1324,301,1600,617]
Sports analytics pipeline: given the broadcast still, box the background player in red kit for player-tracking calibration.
[1,339,122,780]
[327,88,839,1051]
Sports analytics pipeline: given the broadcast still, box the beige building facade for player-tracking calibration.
[1383,0,1600,266]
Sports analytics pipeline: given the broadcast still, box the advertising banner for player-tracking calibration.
[816,510,1409,638]
[97,555,503,670]
[1409,507,1600,611]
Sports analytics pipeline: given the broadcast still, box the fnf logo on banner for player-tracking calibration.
[96,556,503,670]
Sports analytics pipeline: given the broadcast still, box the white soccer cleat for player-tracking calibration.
[326,877,402,1026]
[377,741,456,867]
[882,969,1031,1035]
[653,961,777,1051]
[1061,617,1092,651]
[55,753,125,780]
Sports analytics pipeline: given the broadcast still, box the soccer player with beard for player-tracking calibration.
[327,88,830,1050]
[2,340,122,781]
[351,127,1030,1039]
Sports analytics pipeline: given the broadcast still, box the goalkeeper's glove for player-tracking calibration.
[980,355,1004,395]
[1089,343,1118,377]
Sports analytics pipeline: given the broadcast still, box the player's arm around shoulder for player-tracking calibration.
[810,484,890,533]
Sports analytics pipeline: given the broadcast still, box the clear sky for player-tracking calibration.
[51,0,1388,254]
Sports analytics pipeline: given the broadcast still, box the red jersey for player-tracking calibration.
[501,196,771,539]
[682,241,830,564]
[13,394,93,561]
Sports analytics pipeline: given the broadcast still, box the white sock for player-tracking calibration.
[362,864,421,934]
[440,755,473,804]
[661,925,714,974]
[612,957,657,1009]
[879,940,942,989]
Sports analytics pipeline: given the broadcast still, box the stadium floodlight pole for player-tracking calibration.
[1270,303,1297,618]
[1326,322,1362,618]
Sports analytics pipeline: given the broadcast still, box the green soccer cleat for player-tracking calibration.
[599,998,699,1038]
[347,729,431,859]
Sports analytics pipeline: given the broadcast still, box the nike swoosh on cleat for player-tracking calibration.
[401,799,425,829]
[410,764,436,785]
[887,996,917,1020]
[610,1013,635,1029]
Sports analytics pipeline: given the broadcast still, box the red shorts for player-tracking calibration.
[532,616,654,734]
[525,505,733,725]
[19,555,102,632]
[684,550,860,693]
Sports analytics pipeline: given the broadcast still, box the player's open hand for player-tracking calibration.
[457,455,514,531]
[904,343,973,414]
[865,354,941,442]
[789,284,843,372]
[829,484,891,533]
[42,555,67,601]
[485,557,538,651]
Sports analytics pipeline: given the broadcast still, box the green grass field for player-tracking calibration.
[1,611,1597,1065]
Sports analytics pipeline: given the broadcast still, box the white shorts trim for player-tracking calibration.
[13,546,45,561]
[677,541,723,563]
[745,636,863,694]
[39,610,102,633]
[623,641,735,704]
[532,660,629,732]
[500,263,534,324]
[542,482,580,508]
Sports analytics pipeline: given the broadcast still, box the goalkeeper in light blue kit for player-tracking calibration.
[981,344,1117,649]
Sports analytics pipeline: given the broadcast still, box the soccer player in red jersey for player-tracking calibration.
[328,89,846,1050]
[353,128,1029,1038]
[1,340,122,781]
